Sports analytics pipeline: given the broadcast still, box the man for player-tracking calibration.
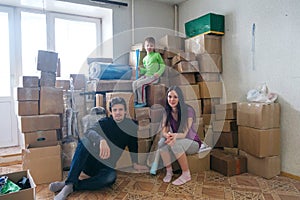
[49,97,148,200]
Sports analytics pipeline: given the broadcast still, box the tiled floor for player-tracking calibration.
[1,164,300,199]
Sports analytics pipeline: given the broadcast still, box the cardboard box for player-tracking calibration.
[179,84,200,100]
[197,53,222,73]
[202,98,220,114]
[40,87,64,114]
[185,35,222,54]
[237,102,281,129]
[137,119,150,131]
[134,107,150,121]
[55,79,70,90]
[212,120,237,132]
[175,61,199,73]
[40,71,56,87]
[37,50,58,73]
[150,104,165,123]
[22,76,39,88]
[129,50,146,67]
[215,109,237,120]
[22,141,62,184]
[172,152,210,173]
[159,35,185,52]
[238,126,280,157]
[215,102,237,111]
[70,74,86,90]
[213,131,238,148]
[0,170,36,200]
[137,128,150,139]
[202,114,216,125]
[17,87,39,101]
[23,130,57,146]
[21,114,61,132]
[210,149,247,176]
[106,92,134,118]
[146,84,166,107]
[171,52,196,66]
[18,101,39,116]
[239,150,280,179]
[150,122,161,137]
[198,81,223,98]
[169,73,196,85]
[95,93,105,107]
[195,72,220,82]
[194,117,204,139]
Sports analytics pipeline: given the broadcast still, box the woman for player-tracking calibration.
[159,86,209,185]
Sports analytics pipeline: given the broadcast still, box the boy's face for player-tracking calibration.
[111,104,126,123]
[144,41,155,53]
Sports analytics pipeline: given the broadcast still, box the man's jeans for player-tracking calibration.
[65,138,116,191]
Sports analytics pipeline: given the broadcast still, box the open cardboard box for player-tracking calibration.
[0,170,36,200]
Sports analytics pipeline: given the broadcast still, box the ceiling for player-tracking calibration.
[150,0,188,5]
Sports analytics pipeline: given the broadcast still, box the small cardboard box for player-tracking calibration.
[17,87,39,101]
[18,101,39,116]
[239,150,280,179]
[202,98,220,114]
[22,141,62,184]
[40,87,64,114]
[40,71,56,87]
[146,84,166,107]
[185,35,222,54]
[172,152,210,173]
[23,130,57,146]
[134,107,150,121]
[0,170,36,200]
[197,53,222,73]
[212,120,238,132]
[137,118,150,131]
[215,109,237,120]
[213,131,238,148]
[175,61,199,73]
[22,76,39,88]
[37,50,58,73]
[237,102,281,129]
[159,35,185,52]
[198,81,223,98]
[238,126,280,158]
[196,72,220,82]
[179,84,200,100]
[55,79,70,90]
[70,74,86,90]
[210,149,247,176]
[21,114,61,132]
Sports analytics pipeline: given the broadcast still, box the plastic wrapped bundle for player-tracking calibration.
[89,62,132,80]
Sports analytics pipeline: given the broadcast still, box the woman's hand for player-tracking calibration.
[165,132,177,146]
[99,139,110,159]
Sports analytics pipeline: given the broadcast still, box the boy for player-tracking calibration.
[132,37,166,108]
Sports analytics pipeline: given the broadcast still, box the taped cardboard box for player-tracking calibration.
[179,84,200,100]
[238,126,280,158]
[134,107,150,121]
[197,53,222,73]
[169,73,196,85]
[159,35,185,52]
[237,102,280,129]
[213,131,238,148]
[22,141,62,184]
[22,76,39,88]
[18,101,39,116]
[239,150,280,179]
[0,170,36,200]
[17,87,39,101]
[185,35,222,54]
[146,84,166,107]
[198,81,223,99]
[23,129,57,146]
[210,149,247,176]
[40,87,64,114]
[195,72,220,82]
[21,114,61,133]
[212,120,237,132]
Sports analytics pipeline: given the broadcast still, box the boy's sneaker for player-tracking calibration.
[198,142,212,153]
[134,103,147,108]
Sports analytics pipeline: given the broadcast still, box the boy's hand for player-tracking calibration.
[154,73,159,78]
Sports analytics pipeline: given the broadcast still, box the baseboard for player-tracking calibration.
[281,171,300,181]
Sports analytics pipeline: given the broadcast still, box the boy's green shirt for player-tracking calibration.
[140,52,166,76]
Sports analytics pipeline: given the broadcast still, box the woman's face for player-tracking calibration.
[167,90,179,109]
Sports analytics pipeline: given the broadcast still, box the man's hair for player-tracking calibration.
[144,37,155,45]
[109,97,127,112]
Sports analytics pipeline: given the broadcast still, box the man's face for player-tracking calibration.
[111,104,126,123]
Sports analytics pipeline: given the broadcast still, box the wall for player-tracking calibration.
[179,0,300,177]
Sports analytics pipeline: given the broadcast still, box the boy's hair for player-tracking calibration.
[109,97,127,112]
[144,37,155,45]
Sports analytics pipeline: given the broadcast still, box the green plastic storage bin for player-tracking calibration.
[185,13,224,38]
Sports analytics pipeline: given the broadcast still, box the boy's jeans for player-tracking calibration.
[65,138,116,191]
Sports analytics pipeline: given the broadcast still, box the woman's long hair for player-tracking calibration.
[164,86,190,133]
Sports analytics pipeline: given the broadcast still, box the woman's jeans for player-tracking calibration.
[65,138,116,191]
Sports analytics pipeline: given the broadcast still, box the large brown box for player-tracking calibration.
[106,92,134,118]
[134,107,150,121]
[23,130,57,146]
[195,72,220,82]
[237,102,280,129]
[175,61,199,73]
[0,170,36,200]
[171,52,196,66]
[185,34,222,54]
[213,131,238,148]
[239,150,280,179]
[21,114,61,132]
[197,53,222,73]
[17,87,39,101]
[202,98,220,114]
[137,119,150,131]
[159,35,185,52]
[40,87,64,114]
[70,74,86,90]
[198,81,223,98]
[186,100,202,117]
[179,84,200,100]
[55,79,70,90]
[238,126,280,158]
[215,102,237,111]
[37,50,58,72]
[210,149,247,176]
[18,101,39,116]
[169,73,196,85]
[213,120,237,132]
[23,76,39,88]
[146,84,166,107]
[22,141,62,184]
[40,71,56,87]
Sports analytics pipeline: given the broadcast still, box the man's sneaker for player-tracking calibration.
[198,142,212,153]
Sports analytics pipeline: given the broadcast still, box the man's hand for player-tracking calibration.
[133,163,149,172]
[99,139,110,159]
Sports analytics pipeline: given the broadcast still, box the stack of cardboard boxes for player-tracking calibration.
[18,50,63,184]
[237,102,281,179]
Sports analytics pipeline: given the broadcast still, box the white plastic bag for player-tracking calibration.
[247,83,278,104]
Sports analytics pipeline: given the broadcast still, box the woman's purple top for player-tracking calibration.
[170,106,201,148]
